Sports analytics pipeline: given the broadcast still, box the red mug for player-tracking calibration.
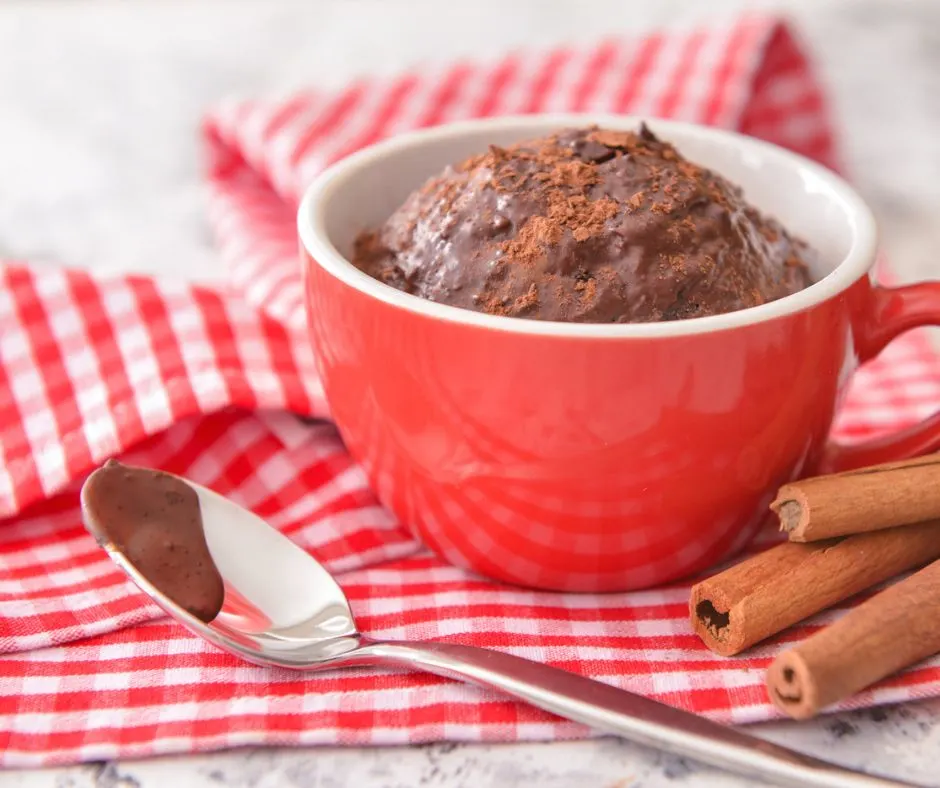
[299,115,940,592]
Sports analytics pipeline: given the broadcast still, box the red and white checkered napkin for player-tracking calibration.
[2,16,940,768]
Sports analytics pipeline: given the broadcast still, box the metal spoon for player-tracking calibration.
[80,470,921,788]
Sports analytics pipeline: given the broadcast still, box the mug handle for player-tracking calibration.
[821,281,940,473]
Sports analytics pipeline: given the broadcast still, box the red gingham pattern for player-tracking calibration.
[2,16,940,767]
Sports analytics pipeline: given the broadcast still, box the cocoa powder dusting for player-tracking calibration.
[351,124,816,323]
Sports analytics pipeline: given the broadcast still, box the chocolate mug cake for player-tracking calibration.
[353,125,814,323]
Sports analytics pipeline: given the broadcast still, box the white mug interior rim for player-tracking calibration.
[298,114,878,339]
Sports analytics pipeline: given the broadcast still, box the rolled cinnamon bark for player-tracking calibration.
[689,520,940,656]
[771,453,940,542]
[767,558,940,719]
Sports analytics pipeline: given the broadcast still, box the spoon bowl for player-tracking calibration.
[83,473,362,667]
[81,466,919,788]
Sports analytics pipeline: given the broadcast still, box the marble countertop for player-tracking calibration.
[3,0,940,785]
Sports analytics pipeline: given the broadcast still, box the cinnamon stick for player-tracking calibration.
[689,520,940,656]
[771,453,940,542]
[767,558,940,719]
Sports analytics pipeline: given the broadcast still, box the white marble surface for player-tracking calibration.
[2,0,940,786]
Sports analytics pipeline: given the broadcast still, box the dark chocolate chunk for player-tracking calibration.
[638,122,657,141]
[574,139,616,164]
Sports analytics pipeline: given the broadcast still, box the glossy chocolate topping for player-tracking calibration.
[83,460,224,622]
[353,125,814,323]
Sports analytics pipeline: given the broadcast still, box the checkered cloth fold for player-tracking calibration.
[2,15,940,767]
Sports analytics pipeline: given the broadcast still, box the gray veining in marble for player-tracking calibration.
[2,0,940,786]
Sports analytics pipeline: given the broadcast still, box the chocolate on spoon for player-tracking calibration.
[81,460,224,623]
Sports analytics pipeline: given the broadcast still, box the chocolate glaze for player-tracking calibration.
[353,125,815,323]
[83,460,224,622]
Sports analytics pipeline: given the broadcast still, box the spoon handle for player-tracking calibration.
[341,638,919,788]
